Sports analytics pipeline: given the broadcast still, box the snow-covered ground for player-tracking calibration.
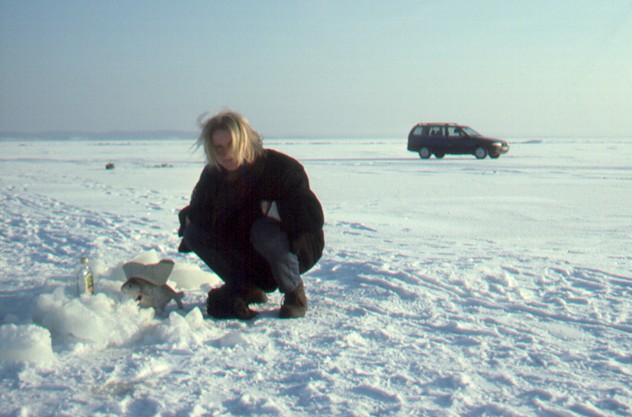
[1,136,631,416]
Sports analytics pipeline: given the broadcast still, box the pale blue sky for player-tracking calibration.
[1,0,631,138]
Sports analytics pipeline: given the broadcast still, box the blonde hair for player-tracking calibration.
[197,110,264,168]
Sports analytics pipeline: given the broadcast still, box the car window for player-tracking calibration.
[447,126,463,137]
[429,126,444,136]
[413,126,423,136]
[462,127,481,137]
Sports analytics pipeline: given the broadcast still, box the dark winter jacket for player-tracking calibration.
[178,149,324,273]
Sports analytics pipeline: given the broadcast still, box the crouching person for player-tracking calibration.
[177,110,324,320]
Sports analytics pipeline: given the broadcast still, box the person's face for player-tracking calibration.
[211,129,240,171]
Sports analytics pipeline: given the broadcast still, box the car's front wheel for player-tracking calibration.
[474,147,488,159]
[419,147,432,159]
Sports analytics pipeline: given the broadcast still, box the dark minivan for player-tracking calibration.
[407,122,509,159]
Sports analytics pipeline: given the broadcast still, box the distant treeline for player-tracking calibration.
[0,130,198,140]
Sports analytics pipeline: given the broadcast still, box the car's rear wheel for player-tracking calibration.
[419,147,432,159]
[474,147,488,159]
[434,153,444,159]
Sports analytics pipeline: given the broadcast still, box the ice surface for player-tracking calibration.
[1,137,631,416]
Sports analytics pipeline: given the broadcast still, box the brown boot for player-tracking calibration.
[242,286,268,304]
[207,286,258,320]
[279,282,307,319]
[207,286,235,318]
[232,296,258,320]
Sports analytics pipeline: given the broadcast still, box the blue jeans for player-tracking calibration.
[183,217,301,294]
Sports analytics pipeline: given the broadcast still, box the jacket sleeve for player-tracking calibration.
[177,166,212,253]
[188,166,216,229]
[275,157,325,272]
[277,160,324,238]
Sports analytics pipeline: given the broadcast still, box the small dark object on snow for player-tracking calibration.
[105,162,115,170]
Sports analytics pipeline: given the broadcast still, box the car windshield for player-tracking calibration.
[462,127,481,137]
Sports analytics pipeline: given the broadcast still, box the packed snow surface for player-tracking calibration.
[1,136,631,416]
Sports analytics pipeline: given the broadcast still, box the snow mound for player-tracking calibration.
[32,287,156,348]
[26,251,219,352]
[0,324,56,363]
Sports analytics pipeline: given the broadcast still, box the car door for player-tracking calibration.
[445,126,461,154]
[428,125,446,153]
[452,126,478,154]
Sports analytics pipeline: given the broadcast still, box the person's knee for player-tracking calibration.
[250,218,287,254]
[250,218,271,247]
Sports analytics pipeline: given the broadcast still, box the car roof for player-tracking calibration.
[415,122,462,127]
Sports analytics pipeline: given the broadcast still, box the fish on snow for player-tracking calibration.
[121,277,184,311]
